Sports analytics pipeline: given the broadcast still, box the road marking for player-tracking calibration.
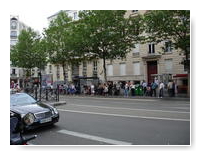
[57,129,132,145]
[68,104,190,114]
[57,109,190,122]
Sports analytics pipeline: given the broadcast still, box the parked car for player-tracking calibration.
[10,93,59,130]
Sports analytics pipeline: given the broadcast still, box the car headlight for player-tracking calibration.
[23,113,35,125]
[53,108,59,115]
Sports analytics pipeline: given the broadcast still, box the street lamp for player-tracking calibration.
[38,71,42,101]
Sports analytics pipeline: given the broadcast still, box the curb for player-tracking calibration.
[59,95,190,101]
[48,101,67,107]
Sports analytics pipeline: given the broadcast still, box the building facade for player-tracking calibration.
[10,15,29,87]
[46,10,188,93]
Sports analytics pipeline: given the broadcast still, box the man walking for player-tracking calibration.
[159,81,164,98]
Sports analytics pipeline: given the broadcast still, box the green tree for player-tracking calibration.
[10,28,47,77]
[44,11,81,83]
[143,10,190,95]
[74,10,143,82]
[143,10,190,71]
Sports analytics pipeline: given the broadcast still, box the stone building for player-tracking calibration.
[10,15,29,88]
[46,10,188,94]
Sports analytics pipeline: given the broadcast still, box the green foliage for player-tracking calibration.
[10,28,47,70]
[73,10,142,81]
[144,10,190,54]
[44,11,80,66]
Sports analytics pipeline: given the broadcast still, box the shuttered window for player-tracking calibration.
[120,63,126,76]
[133,62,140,75]
[107,64,113,76]
[165,59,173,73]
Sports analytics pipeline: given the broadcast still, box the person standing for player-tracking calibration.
[151,82,157,97]
[91,83,95,96]
[159,81,164,98]
[130,82,135,97]
[103,83,108,96]
[124,82,129,97]
[142,80,147,96]
[15,83,21,92]
[167,80,173,97]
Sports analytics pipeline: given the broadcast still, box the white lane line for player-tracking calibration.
[68,104,190,114]
[57,109,190,122]
[57,129,132,145]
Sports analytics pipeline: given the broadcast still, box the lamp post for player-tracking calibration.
[38,71,42,101]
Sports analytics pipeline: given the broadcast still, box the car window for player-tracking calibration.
[10,93,37,106]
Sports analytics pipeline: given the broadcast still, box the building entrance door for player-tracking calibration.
[147,61,157,84]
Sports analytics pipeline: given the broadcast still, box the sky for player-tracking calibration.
[10,10,59,33]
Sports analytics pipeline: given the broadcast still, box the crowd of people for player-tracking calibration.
[10,81,21,92]
[55,79,178,98]
[10,78,178,98]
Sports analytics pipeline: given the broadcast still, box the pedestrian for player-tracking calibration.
[142,80,147,96]
[151,82,157,97]
[130,82,135,97]
[146,85,151,96]
[172,81,176,97]
[167,80,173,97]
[116,82,120,96]
[15,83,21,92]
[124,82,129,97]
[10,81,15,89]
[158,81,164,98]
[103,84,108,96]
[91,83,95,96]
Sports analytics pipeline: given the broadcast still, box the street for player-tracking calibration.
[25,96,190,145]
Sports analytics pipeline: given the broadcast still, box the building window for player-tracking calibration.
[165,41,173,52]
[93,61,98,77]
[11,21,17,29]
[72,65,79,76]
[133,62,140,75]
[133,44,140,56]
[107,64,113,76]
[10,40,17,46]
[120,63,126,76]
[82,62,87,77]
[73,12,78,20]
[10,31,17,38]
[148,43,155,54]
[165,59,173,73]
[11,69,16,75]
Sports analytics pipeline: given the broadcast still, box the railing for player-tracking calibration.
[24,86,59,102]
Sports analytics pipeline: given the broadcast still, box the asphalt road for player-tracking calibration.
[25,96,190,145]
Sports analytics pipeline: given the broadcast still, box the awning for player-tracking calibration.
[173,74,188,78]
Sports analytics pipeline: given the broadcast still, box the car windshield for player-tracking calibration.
[10,93,37,106]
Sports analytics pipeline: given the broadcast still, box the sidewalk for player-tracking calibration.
[44,94,190,107]
[59,94,190,101]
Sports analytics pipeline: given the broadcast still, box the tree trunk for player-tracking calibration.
[62,64,66,84]
[103,57,107,83]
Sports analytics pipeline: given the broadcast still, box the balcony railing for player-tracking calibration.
[10,74,18,77]
[132,52,140,57]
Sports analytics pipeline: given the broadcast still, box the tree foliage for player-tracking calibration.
[10,28,48,75]
[73,10,143,82]
[44,11,82,82]
[143,10,190,71]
